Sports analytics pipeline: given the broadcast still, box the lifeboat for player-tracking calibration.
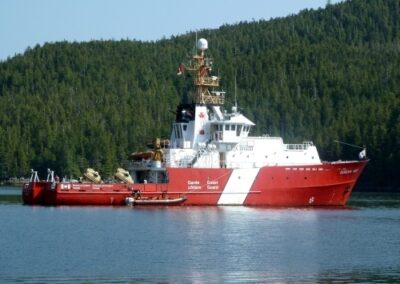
[125,195,187,206]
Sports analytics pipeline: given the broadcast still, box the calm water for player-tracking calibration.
[0,187,399,283]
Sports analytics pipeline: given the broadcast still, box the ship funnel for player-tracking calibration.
[197,38,208,50]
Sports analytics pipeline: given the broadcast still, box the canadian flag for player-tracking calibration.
[177,63,185,75]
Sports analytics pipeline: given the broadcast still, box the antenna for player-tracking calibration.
[234,75,237,108]
[233,45,238,112]
[195,31,198,52]
[232,73,238,113]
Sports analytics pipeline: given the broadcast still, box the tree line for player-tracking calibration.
[0,0,399,191]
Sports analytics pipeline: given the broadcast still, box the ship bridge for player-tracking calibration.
[210,110,255,147]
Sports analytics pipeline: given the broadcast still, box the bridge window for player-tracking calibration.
[174,124,184,138]
[236,125,242,136]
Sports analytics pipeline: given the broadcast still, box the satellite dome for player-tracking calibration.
[197,38,208,50]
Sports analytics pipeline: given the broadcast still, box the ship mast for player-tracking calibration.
[186,38,224,105]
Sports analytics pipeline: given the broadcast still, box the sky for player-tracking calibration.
[0,0,343,61]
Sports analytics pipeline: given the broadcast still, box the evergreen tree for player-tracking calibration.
[0,0,399,190]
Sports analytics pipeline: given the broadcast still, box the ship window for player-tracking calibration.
[174,124,183,138]
[231,125,235,131]
[183,124,187,131]
[178,125,183,138]
[225,124,229,131]
[237,125,242,136]
[174,125,179,138]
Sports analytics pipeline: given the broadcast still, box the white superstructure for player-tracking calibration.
[127,38,321,174]
[164,38,321,169]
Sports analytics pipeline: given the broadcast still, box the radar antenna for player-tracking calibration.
[185,38,224,105]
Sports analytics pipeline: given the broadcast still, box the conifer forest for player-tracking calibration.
[0,0,399,191]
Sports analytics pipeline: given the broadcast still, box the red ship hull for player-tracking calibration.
[22,160,367,206]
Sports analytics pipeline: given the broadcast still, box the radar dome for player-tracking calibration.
[197,38,208,50]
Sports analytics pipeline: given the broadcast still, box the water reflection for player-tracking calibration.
[0,188,399,283]
[1,268,399,283]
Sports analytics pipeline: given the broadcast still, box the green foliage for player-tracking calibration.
[0,0,399,190]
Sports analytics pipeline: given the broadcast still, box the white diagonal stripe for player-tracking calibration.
[217,168,260,205]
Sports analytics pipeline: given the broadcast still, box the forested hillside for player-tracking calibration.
[0,0,399,191]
